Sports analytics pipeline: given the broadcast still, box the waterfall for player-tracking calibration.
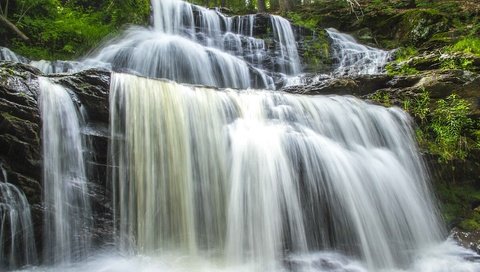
[271,15,301,75]
[39,77,92,264]
[1,0,302,87]
[0,47,28,63]
[5,1,480,271]
[0,46,81,74]
[30,60,80,74]
[0,165,37,269]
[109,73,446,271]
[326,28,391,76]
[82,0,304,89]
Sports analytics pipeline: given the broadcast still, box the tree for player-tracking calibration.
[0,0,29,41]
[279,0,293,12]
[257,0,266,12]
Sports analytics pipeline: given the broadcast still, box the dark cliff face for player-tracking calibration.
[0,62,42,204]
[0,63,43,261]
[0,63,113,260]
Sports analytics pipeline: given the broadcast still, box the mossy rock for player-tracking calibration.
[393,9,451,46]
[298,29,332,73]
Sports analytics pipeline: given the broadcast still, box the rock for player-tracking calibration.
[53,68,111,124]
[281,74,393,96]
[49,69,113,247]
[0,62,43,261]
[450,227,480,254]
[0,62,42,204]
[0,62,114,258]
[393,9,450,46]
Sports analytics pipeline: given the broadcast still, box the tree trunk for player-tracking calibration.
[279,0,293,12]
[0,15,29,41]
[257,0,266,13]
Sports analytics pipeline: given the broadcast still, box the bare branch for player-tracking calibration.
[0,15,29,41]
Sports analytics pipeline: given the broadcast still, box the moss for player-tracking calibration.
[0,112,23,123]
[385,62,419,76]
[449,37,480,56]
[436,183,480,230]
[396,9,450,46]
[459,213,480,231]
[301,30,331,73]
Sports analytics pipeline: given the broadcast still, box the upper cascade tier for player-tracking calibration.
[0,0,304,89]
[82,0,302,89]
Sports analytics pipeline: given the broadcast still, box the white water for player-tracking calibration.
[104,73,479,272]
[39,78,92,264]
[0,165,37,269]
[271,15,301,74]
[3,0,480,271]
[30,60,80,74]
[0,47,28,63]
[79,0,303,89]
[0,46,82,74]
[326,28,391,76]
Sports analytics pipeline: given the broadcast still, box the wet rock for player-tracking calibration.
[50,69,113,246]
[0,62,114,257]
[282,74,393,96]
[451,227,480,254]
[0,62,43,261]
[53,68,111,124]
[0,62,42,204]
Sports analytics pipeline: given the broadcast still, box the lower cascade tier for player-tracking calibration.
[108,73,446,271]
[4,73,480,271]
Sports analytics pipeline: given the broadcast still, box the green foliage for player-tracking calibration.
[385,63,419,75]
[449,37,480,56]
[5,0,149,60]
[394,46,419,61]
[407,88,430,123]
[17,6,114,59]
[385,46,420,76]
[287,12,318,31]
[459,212,480,231]
[300,32,331,72]
[430,94,473,163]
[370,91,392,107]
[440,57,475,71]
[372,89,475,165]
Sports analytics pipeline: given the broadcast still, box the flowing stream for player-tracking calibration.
[1,0,480,271]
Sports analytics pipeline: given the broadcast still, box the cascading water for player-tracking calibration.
[5,1,480,271]
[39,77,93,264]
[0,47,28,63]
[0,46,80,74]
[326,28,391,76]
[270,15,301,74]
[0,165,37,269]
[81,0,303,89]
[1,0,302,88]
[105,73,479,272]
[30,60,80,74]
